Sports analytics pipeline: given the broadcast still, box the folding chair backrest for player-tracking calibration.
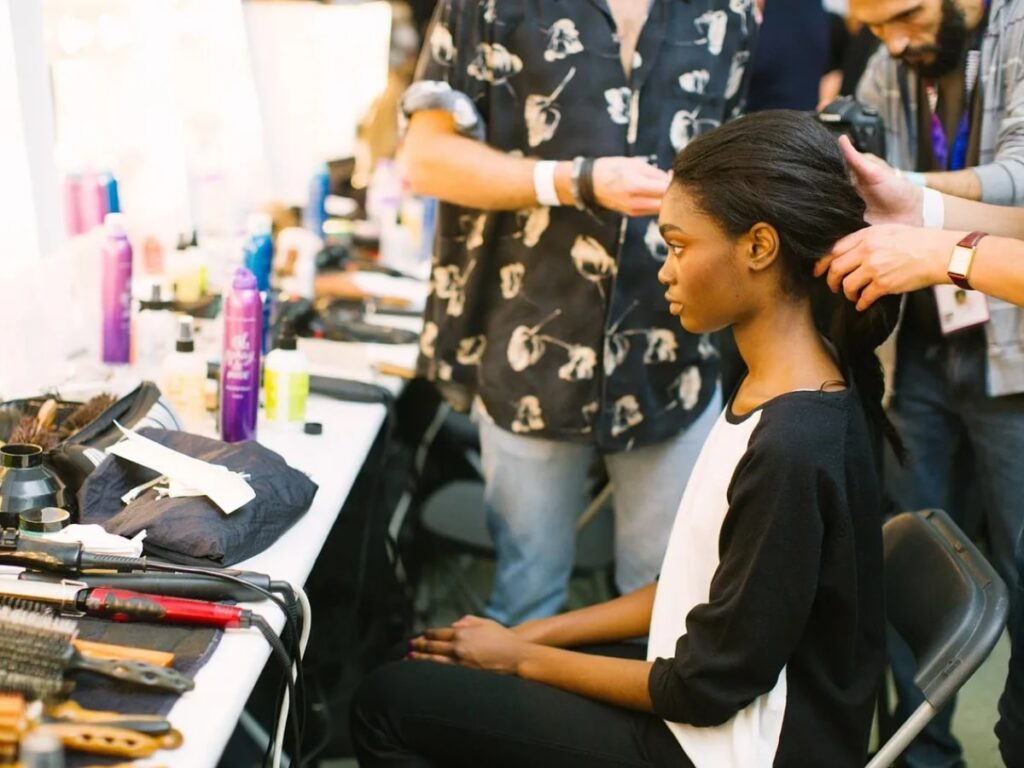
[882,509,1008,709]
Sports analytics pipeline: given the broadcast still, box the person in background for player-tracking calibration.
[351,110,894,768]
[712,0,827,399]
[747,0,829,111]
[820,9,881,108]
[400,1,757,627]
[847,0,1024,762]
[819,133,1024,768]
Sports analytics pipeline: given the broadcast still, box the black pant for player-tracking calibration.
[349,643,690,768]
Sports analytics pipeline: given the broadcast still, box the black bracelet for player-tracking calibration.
[578,158,599,211]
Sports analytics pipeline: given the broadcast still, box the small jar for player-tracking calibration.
[19,507,70,537]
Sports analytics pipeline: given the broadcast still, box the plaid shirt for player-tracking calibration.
[857,0,1024,397]
[405,0,757,450]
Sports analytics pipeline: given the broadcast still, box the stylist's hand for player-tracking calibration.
[409,616,528,675]
[839,136,923,226]
[815,224,960,310]
[593,157,671,218]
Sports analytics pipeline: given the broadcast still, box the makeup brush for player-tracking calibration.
[0,605,194,699]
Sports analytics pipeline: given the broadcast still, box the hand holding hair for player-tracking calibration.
[815,224,961,311]
[838,136,923,227]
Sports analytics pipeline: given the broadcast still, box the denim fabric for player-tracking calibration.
[887,340,1024,768]
[478,391,721,626]
[996,527,1024,765]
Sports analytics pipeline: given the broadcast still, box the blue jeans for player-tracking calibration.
[887,341,1024,768]
[478,391,721,626]
[996,527,1024,766]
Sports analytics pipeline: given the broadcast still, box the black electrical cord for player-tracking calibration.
[266,582,309,763]
[143,561,307,766]
[253,614,303,768]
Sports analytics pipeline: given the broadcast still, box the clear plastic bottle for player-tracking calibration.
[135,281,177,379]
[264,320,309,430]
[161,316,208,434]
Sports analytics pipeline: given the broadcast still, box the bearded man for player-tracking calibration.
[850,0,1024,765]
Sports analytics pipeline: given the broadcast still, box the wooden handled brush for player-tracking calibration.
[0,605,194,698]
[0,694,181,760]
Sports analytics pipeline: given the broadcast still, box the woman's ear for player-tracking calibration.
[746,222,780,273]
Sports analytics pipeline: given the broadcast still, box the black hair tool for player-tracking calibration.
[20,569,275,602]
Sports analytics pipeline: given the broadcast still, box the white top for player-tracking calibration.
[647,408,787,768]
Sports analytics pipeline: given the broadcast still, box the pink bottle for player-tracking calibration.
[64,175,84,236]
[79,171,108,231]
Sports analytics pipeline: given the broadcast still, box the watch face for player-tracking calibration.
[949,244,974,278]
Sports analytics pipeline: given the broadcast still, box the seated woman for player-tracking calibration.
[349,110,900,768]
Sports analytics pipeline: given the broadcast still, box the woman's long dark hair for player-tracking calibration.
[671,110,904,459]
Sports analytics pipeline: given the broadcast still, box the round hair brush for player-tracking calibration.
[0,605,194,700]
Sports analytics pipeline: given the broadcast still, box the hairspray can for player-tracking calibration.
[101,213,132,364]
[220,267,263,442]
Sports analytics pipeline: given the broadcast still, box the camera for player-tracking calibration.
[817,97,887,158]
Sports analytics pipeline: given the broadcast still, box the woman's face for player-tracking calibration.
[657,184,751,334]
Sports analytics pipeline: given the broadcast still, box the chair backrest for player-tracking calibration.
[883,509,1008,709]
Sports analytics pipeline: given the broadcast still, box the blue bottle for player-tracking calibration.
[243,212,273,353]
[99,171,120,214]
[304,165,330,238]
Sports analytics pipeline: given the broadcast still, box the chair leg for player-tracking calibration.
[866,702,938,768]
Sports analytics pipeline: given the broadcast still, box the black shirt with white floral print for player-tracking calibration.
[405,0,758,452]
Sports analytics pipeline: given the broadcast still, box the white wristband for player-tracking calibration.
[533,160,561,207]
[922,187,945,230]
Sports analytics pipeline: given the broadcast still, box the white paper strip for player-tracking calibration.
[106,424,255,514]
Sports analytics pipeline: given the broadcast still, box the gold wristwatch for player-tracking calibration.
[947,231,987,291]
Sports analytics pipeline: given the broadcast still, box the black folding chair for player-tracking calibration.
[869,509,1009,767]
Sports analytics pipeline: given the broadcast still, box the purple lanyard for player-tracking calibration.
[923,7,986,171]
[923,79,972,171]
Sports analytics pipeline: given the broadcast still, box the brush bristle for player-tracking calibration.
[0,605,78,701]
[60,394,116,435]
[7,417,59,451]
[0,597,57,616]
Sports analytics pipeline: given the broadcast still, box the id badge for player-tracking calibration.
[934,284,990,335]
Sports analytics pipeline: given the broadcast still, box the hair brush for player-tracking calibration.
[0,605,194,700]
[0,694,182,760]
[59,394,116,436]
[0,597,175,669]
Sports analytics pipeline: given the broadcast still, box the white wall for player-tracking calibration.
[0,0,63,267]
[244,1,392,206]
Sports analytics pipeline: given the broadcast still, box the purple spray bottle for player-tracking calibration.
[220,267,263,442]
[101,213,132,364]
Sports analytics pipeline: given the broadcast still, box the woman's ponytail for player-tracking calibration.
[829,291,905,462]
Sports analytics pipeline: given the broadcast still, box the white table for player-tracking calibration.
[156,393,389,766]
[156,322,421,766]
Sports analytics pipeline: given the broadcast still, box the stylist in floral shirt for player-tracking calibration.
[402,0,758,625]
